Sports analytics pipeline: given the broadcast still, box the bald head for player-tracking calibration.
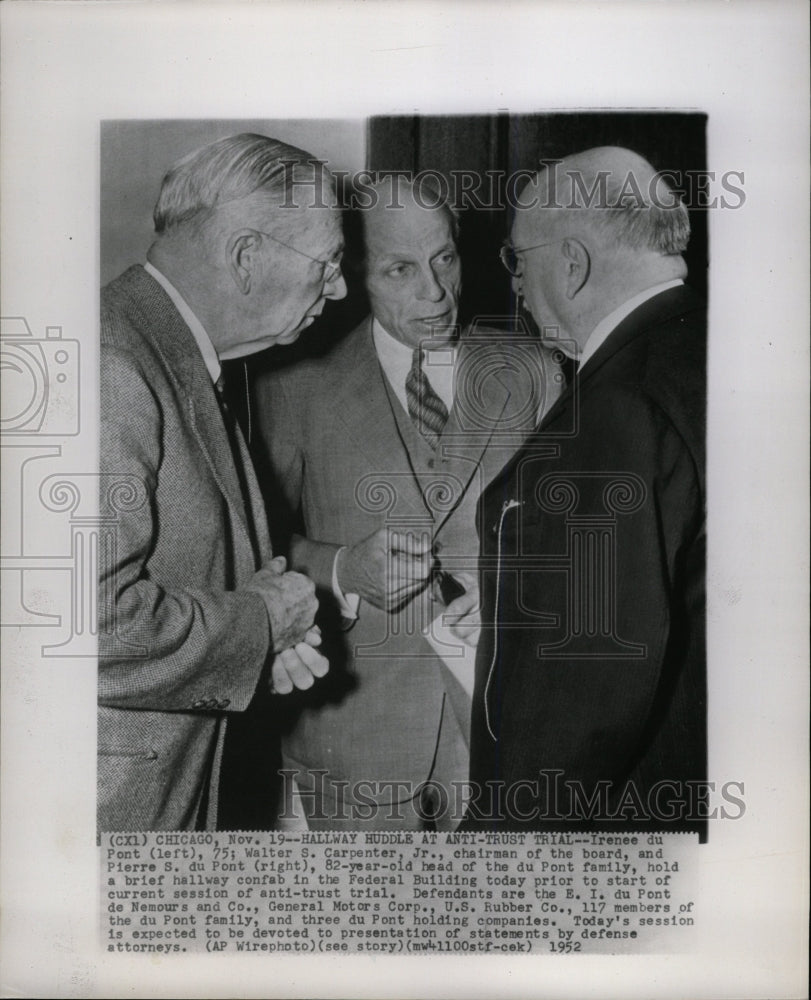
[515,146,690,256]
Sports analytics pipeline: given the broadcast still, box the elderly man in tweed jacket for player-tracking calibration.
[98,133,346,831]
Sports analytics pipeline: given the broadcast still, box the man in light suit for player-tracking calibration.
[253,177,562,829]
[98,133,346,832]
[468,147,707,836]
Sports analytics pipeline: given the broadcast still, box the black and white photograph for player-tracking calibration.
[1,2,808,997]
[98,113,710,841]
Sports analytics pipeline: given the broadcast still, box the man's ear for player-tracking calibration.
[227,230,261,295]
[561,237,590,299]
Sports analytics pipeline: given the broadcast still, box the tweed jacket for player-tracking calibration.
[98,265,273,832]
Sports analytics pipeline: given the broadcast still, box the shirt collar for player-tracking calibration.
[371,317,457,413]
[372,316,415,372]
[372,317,458,365]
[578,278,684,371]
[144,261,221,384]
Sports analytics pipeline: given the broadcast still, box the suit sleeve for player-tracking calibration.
[98,346,271,713]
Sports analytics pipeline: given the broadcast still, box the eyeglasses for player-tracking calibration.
[499,238,566,277]
[255,229,344,284]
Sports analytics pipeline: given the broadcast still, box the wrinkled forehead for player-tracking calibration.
[364,196,454,258]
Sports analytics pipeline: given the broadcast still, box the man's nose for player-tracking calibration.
[325,270,347,301]
[416,266,445,302]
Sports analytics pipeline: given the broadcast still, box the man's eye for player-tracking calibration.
[387,264,410,278]
[434,252,457,267]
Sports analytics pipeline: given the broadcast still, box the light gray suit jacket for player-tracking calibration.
[253,317,560,813]
[98,265,273,832]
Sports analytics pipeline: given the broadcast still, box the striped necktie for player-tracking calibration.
[405,347,449,450]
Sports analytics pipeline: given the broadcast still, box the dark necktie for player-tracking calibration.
[214,371,235,433]
[405,347,449,450]
[560,353,580,390]
[214,370,258,553]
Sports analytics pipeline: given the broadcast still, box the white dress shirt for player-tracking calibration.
[144,261,221,384]
[578,279,684,371]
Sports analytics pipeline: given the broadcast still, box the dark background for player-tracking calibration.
[369,112,708,320]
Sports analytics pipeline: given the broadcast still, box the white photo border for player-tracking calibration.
[1,1,808,997]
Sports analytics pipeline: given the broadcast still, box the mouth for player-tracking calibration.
[417,311,453,326]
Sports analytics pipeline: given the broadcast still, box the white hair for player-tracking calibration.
[533,151,691,255]
[589,171,690,254]
[153,132,332,234]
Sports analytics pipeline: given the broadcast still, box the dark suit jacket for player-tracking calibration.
[98,265,273,831]
[252,317,560,818]
[468,286,706,835]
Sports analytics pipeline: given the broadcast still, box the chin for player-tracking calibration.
[275,331,303,347]
[292,316,317,336]
[418,325,457,347]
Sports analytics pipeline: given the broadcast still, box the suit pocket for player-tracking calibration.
[98,705,159,759]
[98,746,158,760]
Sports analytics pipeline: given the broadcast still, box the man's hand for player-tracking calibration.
[248,556,319,653]
[442,572,481,647]
[336,528,433,611]
[269,626,329,694]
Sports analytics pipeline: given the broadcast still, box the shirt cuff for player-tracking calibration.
[332,546,360,621]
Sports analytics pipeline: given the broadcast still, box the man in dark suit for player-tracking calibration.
[468,147,706,835]
[253,177,562,830]
[98,133,346,831]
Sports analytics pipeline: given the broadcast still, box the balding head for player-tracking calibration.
[515,146,690,256]
[509,146,689,348]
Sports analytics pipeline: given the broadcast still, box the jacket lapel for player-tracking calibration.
[333,320,430,496]
[235,426,272,560]
[578,284,703,389]
[491,286,704,492]
[128,267,259,558]
[539,285,703,432]
[431,336,512,534]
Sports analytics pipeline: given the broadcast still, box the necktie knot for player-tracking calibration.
[406,347,449,450]
[216,360,254,445]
